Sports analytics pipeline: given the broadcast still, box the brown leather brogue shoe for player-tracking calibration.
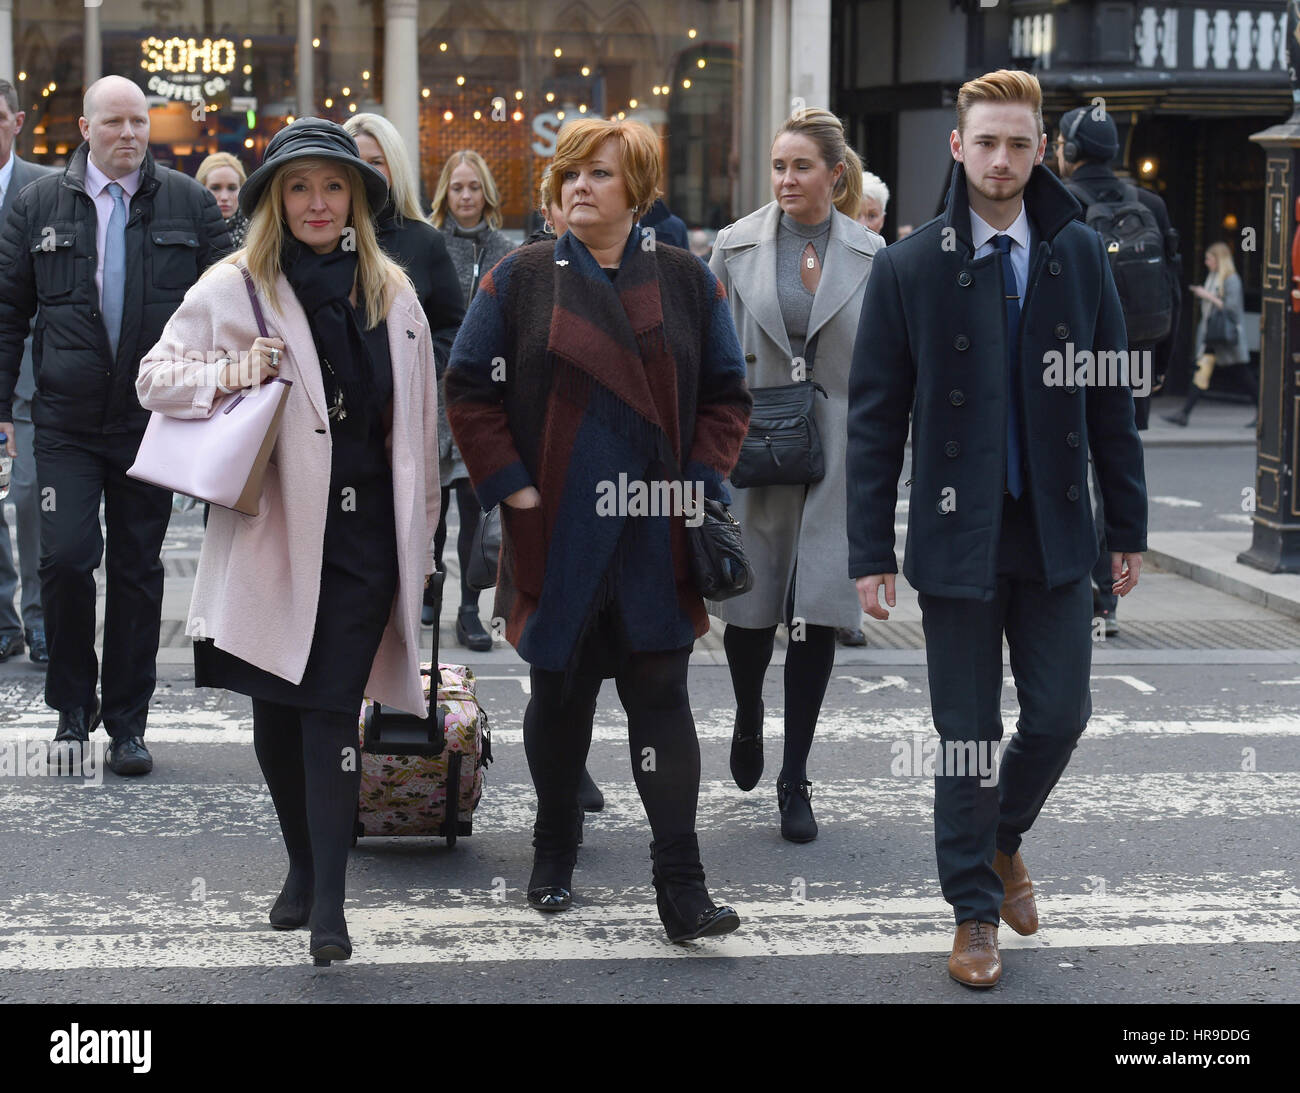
[993,849,1039,935]
[948,920,1001,988]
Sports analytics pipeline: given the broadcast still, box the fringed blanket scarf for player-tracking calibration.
[446,225,751,672]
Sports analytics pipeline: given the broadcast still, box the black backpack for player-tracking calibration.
[1066,179,1173,345]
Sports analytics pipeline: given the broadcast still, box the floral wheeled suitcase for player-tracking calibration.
[353,573,492,848]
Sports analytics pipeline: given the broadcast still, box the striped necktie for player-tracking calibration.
[995,234,1024,498]
[103,182,127,359]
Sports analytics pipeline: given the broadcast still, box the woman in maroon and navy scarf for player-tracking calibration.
[445,119,751,943]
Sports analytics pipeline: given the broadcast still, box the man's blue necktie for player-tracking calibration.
[995,234,1024,498]
[103,182,126,359]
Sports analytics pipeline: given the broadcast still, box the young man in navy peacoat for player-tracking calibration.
[846,70,1148,988]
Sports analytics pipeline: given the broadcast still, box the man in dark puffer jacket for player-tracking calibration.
[0,75,231,776]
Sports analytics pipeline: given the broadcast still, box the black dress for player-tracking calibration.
[194,308,399,714]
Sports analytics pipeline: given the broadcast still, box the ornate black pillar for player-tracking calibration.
[1240,2,1300,572]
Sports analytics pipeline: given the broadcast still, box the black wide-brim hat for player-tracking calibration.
[239,116,390,218]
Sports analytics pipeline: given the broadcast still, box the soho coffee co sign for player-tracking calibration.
[139,37,237,103]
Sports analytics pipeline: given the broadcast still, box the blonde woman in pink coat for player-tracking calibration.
[137,119,441,967]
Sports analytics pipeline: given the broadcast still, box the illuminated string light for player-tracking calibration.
[681,78,691,88]
[545,92,554,102]
[444,110,454,121]
[688,28,697,38]
[421,88,430,98]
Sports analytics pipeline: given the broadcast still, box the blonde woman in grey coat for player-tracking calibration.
[1163,241,1256,427]
[709,108,883,842]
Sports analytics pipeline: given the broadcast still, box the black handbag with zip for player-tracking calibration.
[730,380,828,489]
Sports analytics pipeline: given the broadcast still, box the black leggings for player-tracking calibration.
[723,622,836,785]
[433,481,482,609]
[524,647,699,840]
[251,699,361,935]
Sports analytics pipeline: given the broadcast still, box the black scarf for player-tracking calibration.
[281,237,377,430]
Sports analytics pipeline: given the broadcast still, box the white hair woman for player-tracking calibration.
[857,169,889,236]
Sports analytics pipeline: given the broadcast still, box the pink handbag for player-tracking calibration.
[128,268,292,516]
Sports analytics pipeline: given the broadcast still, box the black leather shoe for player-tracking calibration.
[578,766,604,812]
[650,834,741,943]
[269,871,314,929]
[777,779,818,843]
[55,699,101,744]
[455,606,493,652]
[527,806,580,912]
[25,628,47,665]
[0,632,24,662]
[729,701,764,792]
[836,627,867,647]
[107,735,153,776]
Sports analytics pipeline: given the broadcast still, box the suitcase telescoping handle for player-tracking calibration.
[361,570,447,756]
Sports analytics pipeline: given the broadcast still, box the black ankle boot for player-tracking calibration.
[777,779,818,843]
[527,806,581,912]
[269,868,314,929]
[456,606,493,651]
[729,701,764,792]
[1162,386,1201,427]
[649,834,741,943]
[308,908,352,966]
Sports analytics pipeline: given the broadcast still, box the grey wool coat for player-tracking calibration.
[1194,271,1249,365]
[708,200,884,629]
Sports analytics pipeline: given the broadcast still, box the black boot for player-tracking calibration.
[578,765,604,812]
[729,700,764,792]
[649,834,741,943]
[456,606,493,652]
[527,805,582,912]
[777,780,818,843]
[269,868,314,929]
[308,908,352,966]
[1162,386,1201,427]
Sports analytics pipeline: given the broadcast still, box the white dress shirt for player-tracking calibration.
[0,152,15,208]
[83,155,142,309]
[971,203,1032,298]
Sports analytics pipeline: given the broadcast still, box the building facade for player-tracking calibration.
[832,0,1291,393]
[0,0,832,231]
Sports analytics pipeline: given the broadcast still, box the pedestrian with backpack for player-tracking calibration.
[1055,105,1177,636]
[1055,105,1179,431]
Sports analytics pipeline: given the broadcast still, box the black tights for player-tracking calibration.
[251,699,361,935]
[433,481,482,609]
[524,647,699,840]
[724,622,836,785]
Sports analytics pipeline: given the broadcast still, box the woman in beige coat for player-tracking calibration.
[137,119,440,967]
[709,108,883,843]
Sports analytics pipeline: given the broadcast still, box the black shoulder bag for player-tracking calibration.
[730,335,828,489]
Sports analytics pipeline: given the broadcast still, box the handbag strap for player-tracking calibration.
[240,265,270,338]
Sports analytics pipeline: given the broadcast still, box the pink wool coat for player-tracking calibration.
[136,260,441,717]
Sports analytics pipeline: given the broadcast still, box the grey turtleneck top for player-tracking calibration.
[777,211,831,364]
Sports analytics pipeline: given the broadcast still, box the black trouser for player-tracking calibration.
[251,699,360,936]
[524,646,698,840]
[917,495,1093,925]
[1088,459,1117,615]
[34,428,172,735]
[433,481,482,609]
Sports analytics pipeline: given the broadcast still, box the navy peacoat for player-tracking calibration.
[847,163,1148,599]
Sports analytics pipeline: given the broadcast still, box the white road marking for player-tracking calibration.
[1,774,1295,837]
[2,708,1298,746]
[0,884,1294,969]
[834,675,916,695]
[1091,675,1158,694]
[1150,496,1204,508]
